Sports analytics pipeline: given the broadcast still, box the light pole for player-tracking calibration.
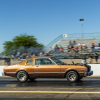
[79,19,84,39]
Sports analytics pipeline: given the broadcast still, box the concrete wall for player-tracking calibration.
[0,64,100,76]
[89,64,100,76]
[0,66,5,76]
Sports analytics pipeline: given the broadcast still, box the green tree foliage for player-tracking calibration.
[3,34,44,55]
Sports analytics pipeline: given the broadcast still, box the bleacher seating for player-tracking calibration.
[52,38,100,54]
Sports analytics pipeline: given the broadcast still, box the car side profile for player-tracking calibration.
[3,56,93,83]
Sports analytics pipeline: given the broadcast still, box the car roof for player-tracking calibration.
[34,56,52,58]
[26,56,52,60]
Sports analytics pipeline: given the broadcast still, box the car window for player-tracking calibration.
[35,58,55,65]
[26,60,33,65]
[19,60,27,65]
[51,57,64,65]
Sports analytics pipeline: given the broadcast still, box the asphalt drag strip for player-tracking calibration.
[0,77,100,99]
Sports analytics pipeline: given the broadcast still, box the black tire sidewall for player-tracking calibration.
[66,71,78,82]
[17,71,28,83]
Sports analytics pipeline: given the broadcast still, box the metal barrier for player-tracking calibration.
[44,34,63,52]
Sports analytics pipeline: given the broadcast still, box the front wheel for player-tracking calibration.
[17,71,28,83]
[66,71,78,82]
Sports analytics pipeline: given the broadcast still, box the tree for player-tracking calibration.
[3,34,44,55]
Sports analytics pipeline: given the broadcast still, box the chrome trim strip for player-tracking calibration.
[6,72,16,74]
[28,72,65,74]
[6,71,84,74]
[78,72,84,73]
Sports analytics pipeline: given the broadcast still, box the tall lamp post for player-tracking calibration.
[79,18,84,39]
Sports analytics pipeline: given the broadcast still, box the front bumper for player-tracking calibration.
[85,71,93,76]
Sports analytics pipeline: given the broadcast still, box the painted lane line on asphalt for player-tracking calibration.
[0,91,100,94]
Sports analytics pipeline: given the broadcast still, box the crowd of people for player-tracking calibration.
[49,44,64,54]
[67,41,87,54]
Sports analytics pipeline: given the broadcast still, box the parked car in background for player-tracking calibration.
[3,56,93,83]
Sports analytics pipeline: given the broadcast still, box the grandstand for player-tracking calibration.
[44,32,100,54]
[58,38,100,53]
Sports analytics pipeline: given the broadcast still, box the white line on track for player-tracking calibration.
[0,91,100,94]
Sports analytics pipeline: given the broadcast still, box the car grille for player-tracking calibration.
[87,67,91,72]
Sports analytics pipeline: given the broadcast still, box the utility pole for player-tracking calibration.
[79,19,84,39]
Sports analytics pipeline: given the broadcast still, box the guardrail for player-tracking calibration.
[44,34,63,53]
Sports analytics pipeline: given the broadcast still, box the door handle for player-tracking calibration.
[36,66,39,67]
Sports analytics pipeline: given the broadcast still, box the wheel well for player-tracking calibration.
[16,70,29,78]
[64,70,79,78]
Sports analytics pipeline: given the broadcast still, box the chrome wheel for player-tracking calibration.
[17,71,28,83]
[68,73,76,81]
[66,71,78,82]
[18,73,26,81]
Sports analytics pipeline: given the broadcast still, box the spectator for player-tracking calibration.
[4,57,7,65]
[57,45,61,51]
[94,45,99,52]
[71,45,75,53]
[83,46,87,51]
[69,41,73,46]
[98,43,100,47]
[92,42,95,46]
[91,45,95,52]
[89,52,93,64]
[73,41,76,45]
[67,45,71,53]
[78,43,82,50]
[75,46,79,54]
[82,43,86,47]
[54,45,58,51]
[94,52,99,63]
[59,46,63,52]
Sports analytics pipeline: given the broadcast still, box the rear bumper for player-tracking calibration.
[85,71,93,76]
[2,72,6,76]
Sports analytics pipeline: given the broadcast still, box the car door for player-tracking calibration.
[33,58,61,78]
[25,59,34,77]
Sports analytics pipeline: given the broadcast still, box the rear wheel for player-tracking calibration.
[66,71,78,82]
[17,71,28,83]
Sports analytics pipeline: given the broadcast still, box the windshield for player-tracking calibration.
[51,57,64,65]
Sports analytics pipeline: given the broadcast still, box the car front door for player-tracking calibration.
[33,58,61,78]
[25,59,34,78]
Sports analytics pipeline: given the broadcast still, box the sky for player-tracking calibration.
[0,0,100,53]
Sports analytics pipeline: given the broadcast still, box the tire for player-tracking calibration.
[66,71,78,83]
[17,71,28,83]
[29,78,35,82]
